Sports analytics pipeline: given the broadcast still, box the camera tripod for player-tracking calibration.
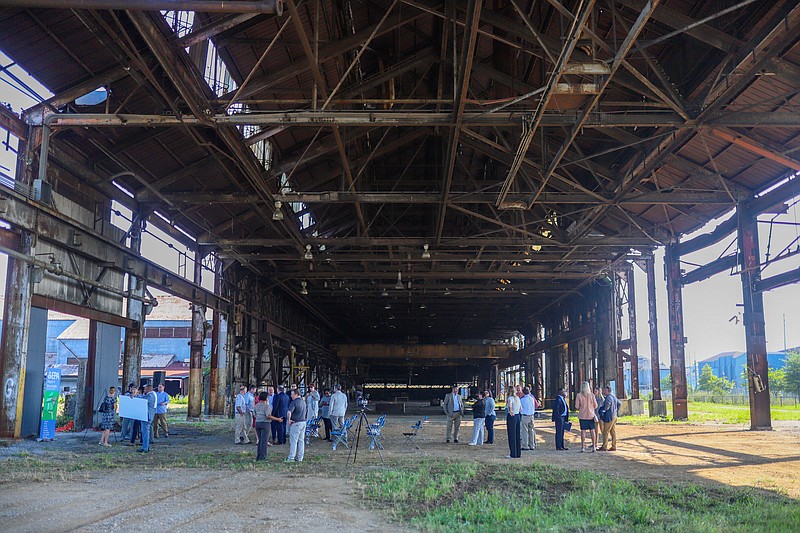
[347,407,384,465]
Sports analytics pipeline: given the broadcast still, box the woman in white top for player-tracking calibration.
[505,388,522,458]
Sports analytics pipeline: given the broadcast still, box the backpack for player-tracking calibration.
[98,398,109,413]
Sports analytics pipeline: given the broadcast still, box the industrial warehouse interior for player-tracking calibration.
[0,1,800,531]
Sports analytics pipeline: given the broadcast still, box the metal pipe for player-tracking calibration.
[0,242,158,307]
[1,0,283,14]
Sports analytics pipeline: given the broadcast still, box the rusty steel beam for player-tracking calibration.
[0,231,34,439]
[2,0,284,12]
[0,105,26,140]
[121,211,146,393]
[209,260,224,415]
[495,0,595,207]
[435,0,483,244]
[27,110,800,128]
[737,204,772,430]
[188,252,205,419]
[664,243,688,420]
[284,0,366,234]
[710,128,800,172]
[333,343,511,360]
[643,256,662,401]
[267,190,735,206]
[536,0,662,208]
[202,235,659,247]
[626,264,639,399]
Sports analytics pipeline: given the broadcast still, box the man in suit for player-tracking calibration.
[272,385,290,444]
[138,384,158,453]
[442,386,463,443]
[552,387,569,451]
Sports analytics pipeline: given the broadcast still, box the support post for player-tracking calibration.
[0,231,34,438]
[645,256,662,400]
[615,273,626,399]
[84,320,98,429]
[738,204,772,430]
[665,243,688,420]
[122,212,145,391]
[188,251,205,419]
[209,259,227,415]
[626,264,640,399]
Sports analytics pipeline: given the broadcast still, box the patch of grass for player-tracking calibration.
[358,460,800,532]
[624,400,800,425]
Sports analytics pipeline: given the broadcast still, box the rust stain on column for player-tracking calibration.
[665,243,688,420]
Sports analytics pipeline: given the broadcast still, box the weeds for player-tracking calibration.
[358,459,800,532]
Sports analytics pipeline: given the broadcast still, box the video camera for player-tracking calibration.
[356,391,370,409]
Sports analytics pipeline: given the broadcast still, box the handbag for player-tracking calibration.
[564,421,572,431]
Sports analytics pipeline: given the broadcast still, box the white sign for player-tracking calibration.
[119,395,149,422]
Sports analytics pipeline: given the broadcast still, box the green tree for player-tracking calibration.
[697,364,734,402]
[661,373,671,391]
[769,368,786,396]
[783,352,800,399]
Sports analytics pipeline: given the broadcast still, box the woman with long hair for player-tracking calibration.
[98,386,117,447]
[574,381,597,452]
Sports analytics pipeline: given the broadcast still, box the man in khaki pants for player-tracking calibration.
[599,386,621,451]
[443,386,463,443]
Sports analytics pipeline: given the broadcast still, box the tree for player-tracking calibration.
[783,352,800,399]
[697,364,734,402]
[769,368,786,396]
[661,373,672,392]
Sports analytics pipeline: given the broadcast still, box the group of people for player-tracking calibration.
[234,382,350,463]
[445,383,621,456]
[97,382,168,454]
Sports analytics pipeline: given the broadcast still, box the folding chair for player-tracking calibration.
[331,417,353,450]
[305,416,321,444]
[402,416,428,450]
[367,414,386,450]
[345,414,359,443]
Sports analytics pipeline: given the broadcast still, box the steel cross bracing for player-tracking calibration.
[1,0,800,340]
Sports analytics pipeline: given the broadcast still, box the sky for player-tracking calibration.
[3,50,800,364]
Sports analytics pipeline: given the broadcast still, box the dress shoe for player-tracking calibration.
[446,439,450,443]
[608,447,617,451]
[454,439,459,443]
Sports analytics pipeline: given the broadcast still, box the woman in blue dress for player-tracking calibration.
[99,386,117,447]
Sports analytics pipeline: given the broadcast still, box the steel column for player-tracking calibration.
[209,261,227,415]
[665,243,688,420]
[84,320,99,429]
[121,213,145,392]
[738,205,772,430]
[0,231,34,438]
[188,253,205,419]
[645,256,662,400]
[615,273,626,399]
[626,265,640,399]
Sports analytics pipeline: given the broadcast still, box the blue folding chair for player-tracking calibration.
[403,416,428,450]
[345,414,359,442]
[331,416,353,450]
[305,416,321,444]
[367,414,387,450]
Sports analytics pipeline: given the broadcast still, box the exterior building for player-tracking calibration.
[696,350,788,389]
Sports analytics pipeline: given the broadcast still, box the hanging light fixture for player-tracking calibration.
[381,288,389,297]
[272,200,284,221]
[384,302,391,310]
[299,280,308,295]
[419,303,427,309]
[421,243,431,259]
[304,244,314,260]
[395,271,403,290]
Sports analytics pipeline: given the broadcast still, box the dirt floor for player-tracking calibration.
[1,412,798,532]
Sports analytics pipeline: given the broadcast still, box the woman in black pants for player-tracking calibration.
[505,388,522,458]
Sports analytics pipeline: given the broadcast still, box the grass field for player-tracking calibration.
[358,459,800,532]
[627,400,800,425]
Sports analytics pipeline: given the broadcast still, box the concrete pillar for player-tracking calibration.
[93,321,122,427]
[738,205,771,430]
[614,272,626,399]
[0,231,35,438]
[665,243,688,420]
[626,264,640,399]
[84,320,98,428]
[122,212,145,391]
[188,252,205,419]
